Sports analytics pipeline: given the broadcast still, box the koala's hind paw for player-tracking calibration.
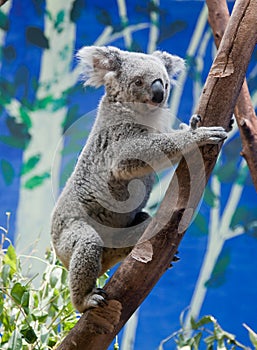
[77,288,108,313]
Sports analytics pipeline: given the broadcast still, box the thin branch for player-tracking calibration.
[57,0,257,349]
[206,0,257,190]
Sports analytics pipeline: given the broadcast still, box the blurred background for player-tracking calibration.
[0,0,257,348]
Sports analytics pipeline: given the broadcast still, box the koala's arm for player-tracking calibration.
[110,116,227,180]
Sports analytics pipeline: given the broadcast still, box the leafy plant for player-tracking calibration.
[0,212,110,349]
[0,213,79,349]
[158,311,257,350]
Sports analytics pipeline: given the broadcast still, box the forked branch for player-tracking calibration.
[57,0,257,349]
[206,0,257,190]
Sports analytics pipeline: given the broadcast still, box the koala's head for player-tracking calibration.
[77,46,184,108]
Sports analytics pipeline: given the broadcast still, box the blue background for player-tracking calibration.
[0,0,257,348]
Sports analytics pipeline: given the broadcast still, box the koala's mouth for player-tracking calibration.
[144,99,161,108]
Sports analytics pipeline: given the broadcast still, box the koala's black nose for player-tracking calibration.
[151,79,164,104]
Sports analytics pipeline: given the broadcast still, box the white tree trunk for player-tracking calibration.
[15,1,77,276]
[0,0,12,71]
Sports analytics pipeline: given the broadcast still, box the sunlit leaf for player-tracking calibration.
[243,324,257,347]
[8,330,23,350]
[4,244,17,276]
[11,282,26,304]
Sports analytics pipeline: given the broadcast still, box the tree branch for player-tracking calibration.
[57,0,257,348]
[0,0,8,7]
[206,0,257,190]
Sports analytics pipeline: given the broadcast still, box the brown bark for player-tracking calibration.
[0,0,8,6]
[206,0,257,190]
[57,0,257,349]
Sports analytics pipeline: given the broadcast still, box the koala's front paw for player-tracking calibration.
[193,126,227,145]
[75,288,108,313]
[189,114,201,130]
[179,114,201,131]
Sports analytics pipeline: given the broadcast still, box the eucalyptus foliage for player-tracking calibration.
[0,214,79,349]
[1,214,256,349]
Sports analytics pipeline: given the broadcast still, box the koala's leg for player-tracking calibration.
[100,211,151,273]
[56,220,106,313]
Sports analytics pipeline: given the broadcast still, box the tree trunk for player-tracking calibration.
[15,1,77,269]
[57,0,257,348]
[206,0,257,190]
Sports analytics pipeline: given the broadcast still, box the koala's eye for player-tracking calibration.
[165,83,169,90]
[135,78,143,87]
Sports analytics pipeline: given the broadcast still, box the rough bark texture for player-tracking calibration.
[57,0,257,349]
[206,0,257,190]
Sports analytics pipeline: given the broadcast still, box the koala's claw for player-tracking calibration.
[179,114,201,131]
[95,287,108,296]
[190,114,201,130]
[196,126,227,145]
[78,288,108,312]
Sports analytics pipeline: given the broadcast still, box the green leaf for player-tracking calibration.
[10,283,26,304]
[50,269,59,288]
[8,330,23,350]
[21,154,41,175]
[244,324,257,347]
[24,172,50,189]
[55,10,65,33]
[204,186,217,207]
[35,95,54,109]
[20,325,38,344]
[0,135,29,149]
[193,212,208,236]
[1,264,10,285]
[192,332,202,348]
[70,0,84,22]
[158,20,187,45]
[0,10,10,31]
[205,249,230,288]
[191,315,215,330]
[1,159,15,185]
[32,310,48,323]
[26,26,49,49]
[21,291,30,315]
[215,161,236,184]
[19,107,32,129]
[4,244,17,276]
[1,116,31,149]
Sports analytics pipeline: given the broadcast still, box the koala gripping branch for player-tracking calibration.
[57,0,257,349]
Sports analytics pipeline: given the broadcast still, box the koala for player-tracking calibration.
[51,46,227,313]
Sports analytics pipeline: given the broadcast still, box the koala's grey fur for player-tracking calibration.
[51,46,227,313]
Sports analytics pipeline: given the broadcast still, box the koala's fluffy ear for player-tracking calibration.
[152,51,185,84]
[76,46,122,87]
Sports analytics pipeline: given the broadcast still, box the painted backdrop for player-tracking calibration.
[0,0,257,348]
